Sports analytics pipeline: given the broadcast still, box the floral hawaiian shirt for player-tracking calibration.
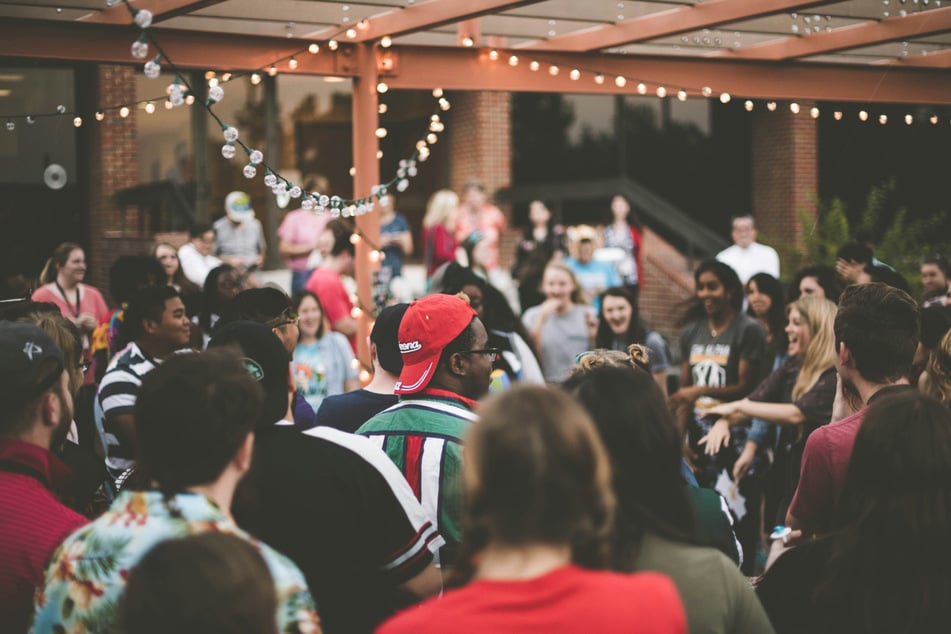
[31,490,321,634]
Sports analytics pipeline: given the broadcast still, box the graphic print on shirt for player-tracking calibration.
[689,342,731,412]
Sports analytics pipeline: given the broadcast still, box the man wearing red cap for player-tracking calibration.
[357,294,495,566]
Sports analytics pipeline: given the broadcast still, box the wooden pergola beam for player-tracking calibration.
[519,0,835,52]
[0,20,356,74]
[320,0,545,43]
[715,5,951,60]
[1,21,949,104]
[80,0,227,25]
[877,48,951,68]
[381,46,951,105]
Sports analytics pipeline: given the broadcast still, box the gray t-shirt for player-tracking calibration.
[214,216,266,268]
[522,304,593,382]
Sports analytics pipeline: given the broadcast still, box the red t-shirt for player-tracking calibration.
[377,564,686,634]
[788,407,865,531]
[0,439,87,633]
[305,267,356,352]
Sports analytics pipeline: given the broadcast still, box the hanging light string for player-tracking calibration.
[3,8,949,132]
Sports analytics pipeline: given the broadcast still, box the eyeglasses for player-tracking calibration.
[459,347,501,361]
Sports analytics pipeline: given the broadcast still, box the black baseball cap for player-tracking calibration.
[208,321,290,428]
[0,322,65,411]
[371,303,409,375]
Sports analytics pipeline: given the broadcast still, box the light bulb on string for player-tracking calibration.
[249,150,264,165]
[569,68,581,80]
[377,82,389,93]
[144,57,161,79]
[309,43,320,54]
[268,65,278,77]
[833,111,843,120]
[488,49,499,61]
[328,40,339,50]
[858,110,868,121]
[905,114,914,125]
[879,114,888,125]
[243,164,257,179]
[131,35,149,59]
[208,85,224,104]
[376,150,383,159]
[250,73,262,85]
[378,103,388,114]
[767,101,777,111]
[221,143,236,159]
[264,172,278,187]
[133,8,153,28]
[789,102,800,114]
[719,93,731,104]
[375,127,388,138]
[347,28,358,39]
[164,100,174,110]
[208,77,219,88]
[594,74,605,85]
[185,94,195,105]
[701,86,712,97]
[615,76,626,87]
[72,116,82,127]
[432,88,443,98]
[677,89,688,101]
[810,107,820,119]
[221,73,232,82]
[288,57,298,70]
[549,65,559,76]
[744,100,754,111]
[461,36,474,47]
[119,106,130,118]
[508,55,518,66]
[145,102,156,114]
[95,111,105,121]
[930,115,939,125]
[656,86,667,98]
[223,126,239,142]
[380,36,392,49]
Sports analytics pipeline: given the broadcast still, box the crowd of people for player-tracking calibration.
[2,186,951,634]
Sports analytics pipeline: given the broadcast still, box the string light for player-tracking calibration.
[767,101,778,111]
[859,110,869,121]
[461,36,474,47]
[380,36,392,49]
[615,76,626,87]
[250,73,262,85]
[879,114,888,125]
[719,93,731,104]
[508,55,519,66]
[72,116,82,127]
[636,82,646,94]
[810,107,820,119]
[377,82,389,93]
[905,114,914,125]
[346,28,357,39]
[489,49,499,61]
[594,73,605,85]
[677,89,687,101]
[529,60,540,71]
[268,65,278,77]
[308,43,320,54]
[834,111,843,120]
[328,40,339,51]
[789,102,800,114]
[144,101,156,113]
[549,65,559,76]
[119,106,130,118]
[655,86,667,98]
[744,100,754,111]
[288,57,298,70]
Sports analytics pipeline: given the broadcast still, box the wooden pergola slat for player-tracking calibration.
[80,0,227,25]
[518,0,836,52]
[714,5,951,60]
[317,0,546,43]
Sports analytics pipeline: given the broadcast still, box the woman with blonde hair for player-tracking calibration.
[521,261,597,381]
[378,385,686,633]
[920,328,951,404]
[422,189,459,276]
[701,295,839,526]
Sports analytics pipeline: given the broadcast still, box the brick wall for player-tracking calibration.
[639,228,695,341]
[751,104,818,275]
[447,90,512,219]
[87,65,149,301]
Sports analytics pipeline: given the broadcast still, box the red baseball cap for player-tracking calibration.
[395,294,477,395]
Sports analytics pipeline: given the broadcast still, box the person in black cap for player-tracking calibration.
[314,303,409,433]
[215,321,444,634]
[0,322,86,632]
[219,287,318,429]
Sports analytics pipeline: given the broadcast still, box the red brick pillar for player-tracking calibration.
[751,103,818,276]
[447,91,512,211]
[447,91,513,267]
[87,65,139,296]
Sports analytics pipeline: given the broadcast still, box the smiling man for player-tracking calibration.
[96,285,191,480]
[357,294,494,567]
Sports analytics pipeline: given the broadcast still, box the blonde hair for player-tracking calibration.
[922,329,951,404]
[572,344,650,377]
[423,189,459,230]
[19,310,84,395]
[543,261,587,305]
[789,295,838,400]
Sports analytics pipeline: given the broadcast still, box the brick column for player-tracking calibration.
[87,65,140,297]
[751,104,818,275]
[447,91,512,213]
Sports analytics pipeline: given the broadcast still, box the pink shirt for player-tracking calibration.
[32,284,109,325]
[278,208,328,272]
[305,268,356,352]
[455,203,506,271]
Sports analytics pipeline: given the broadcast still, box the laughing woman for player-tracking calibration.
[595,286,669,398]
[699,295,838,526]
[521,262,597,382]
[668,259,768,573]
